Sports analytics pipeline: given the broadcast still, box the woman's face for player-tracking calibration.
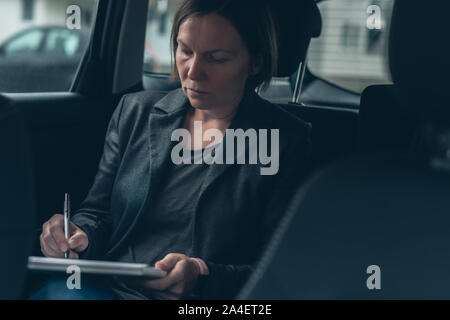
[176,13,258,112]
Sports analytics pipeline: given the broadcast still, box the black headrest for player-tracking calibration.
[270,0,322,77]
[389,0,450,115]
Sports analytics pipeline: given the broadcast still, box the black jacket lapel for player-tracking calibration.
[197,90,263,200]
[109,90,189,254]
[139,90,189,225]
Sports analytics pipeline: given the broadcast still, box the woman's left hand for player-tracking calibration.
[127,253,201,299]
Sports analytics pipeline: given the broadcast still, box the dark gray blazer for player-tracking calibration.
[72,88,311,299]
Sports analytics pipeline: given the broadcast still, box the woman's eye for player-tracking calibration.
[178,47,192,57]
[208,55,228,63]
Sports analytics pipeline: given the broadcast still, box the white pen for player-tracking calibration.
[64,193,70,259]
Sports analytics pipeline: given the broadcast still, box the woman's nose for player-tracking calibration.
[187,56,205,80]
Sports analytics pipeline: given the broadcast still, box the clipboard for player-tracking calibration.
[27,256,167,278]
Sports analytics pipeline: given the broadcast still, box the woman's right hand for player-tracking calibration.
[40,214,89,259]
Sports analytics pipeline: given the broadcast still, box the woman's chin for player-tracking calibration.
[188,98,214,110]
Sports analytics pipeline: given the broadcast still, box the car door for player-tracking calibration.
[2,0,154,298]
[0,0,150,257]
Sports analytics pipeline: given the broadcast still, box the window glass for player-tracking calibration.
[4,29,44,57]
[144,0,181,74]
[44,29,82,57]
[308,0,394,94]
[0,0,98,93]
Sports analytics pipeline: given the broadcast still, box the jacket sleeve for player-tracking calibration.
[71,96,127,260]
[194,122,312,299]
[193,262,255,299]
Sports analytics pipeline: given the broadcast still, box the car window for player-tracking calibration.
[4,29,44,57]
[143,0,180,74]
[44,28,82,57]
[0,0,99,93]
[308,0,394,94]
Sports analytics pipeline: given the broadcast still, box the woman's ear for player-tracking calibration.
[249,55,263,76]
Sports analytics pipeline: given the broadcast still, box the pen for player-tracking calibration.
[64,193,70,259]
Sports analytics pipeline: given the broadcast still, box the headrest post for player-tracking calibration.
[292,49,309,104]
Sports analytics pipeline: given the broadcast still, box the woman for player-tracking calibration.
[35,0,311,300]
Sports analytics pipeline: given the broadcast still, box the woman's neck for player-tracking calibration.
[182,104,238,150]
[189,102,239,121]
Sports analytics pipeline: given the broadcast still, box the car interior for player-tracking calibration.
[239,0,450,299]
[1,0,449,299]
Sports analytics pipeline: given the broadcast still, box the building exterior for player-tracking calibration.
[308,0,394,91]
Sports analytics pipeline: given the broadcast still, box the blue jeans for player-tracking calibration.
[28,275,118,300]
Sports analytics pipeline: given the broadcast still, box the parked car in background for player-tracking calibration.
[0,26,89,92]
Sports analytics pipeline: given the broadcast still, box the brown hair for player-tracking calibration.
[170,0,278,91]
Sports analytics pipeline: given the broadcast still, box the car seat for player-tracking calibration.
[0,96,37,299]
[239,0,450,299]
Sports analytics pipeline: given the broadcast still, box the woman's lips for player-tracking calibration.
[187,88,210,95]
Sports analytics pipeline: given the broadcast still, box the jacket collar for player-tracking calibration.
[147,87,265,204]
[228,88,263,130]
[153,88,189,114]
